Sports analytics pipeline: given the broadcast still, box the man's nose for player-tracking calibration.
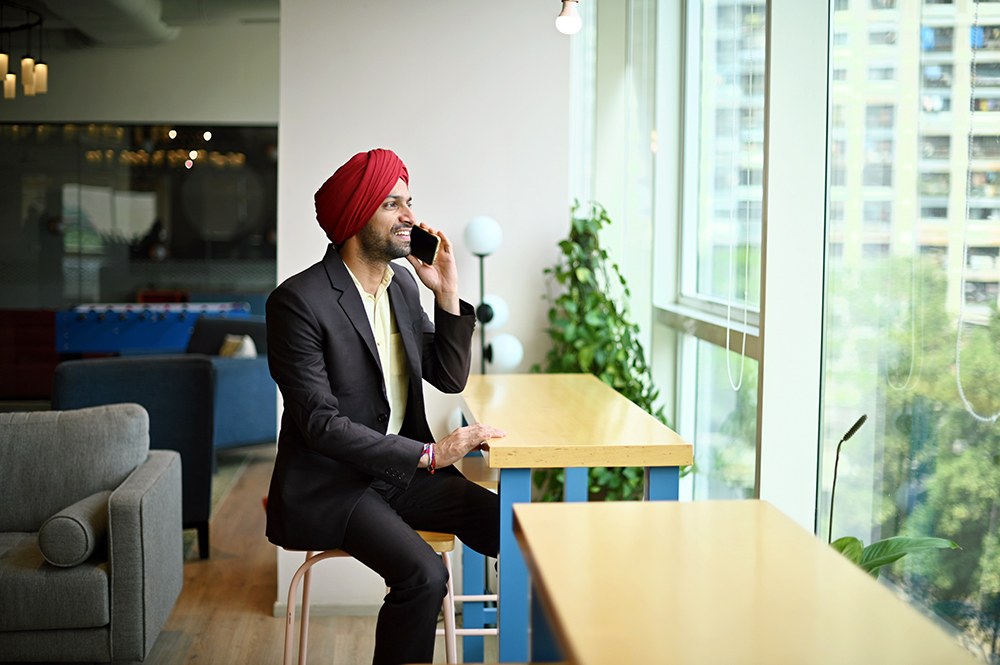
[399,203,415,221]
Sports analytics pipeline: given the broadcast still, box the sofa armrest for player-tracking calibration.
[107,449,183,662]
[209,356,277,449]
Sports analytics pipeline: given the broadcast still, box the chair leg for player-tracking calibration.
[197,521,210,560]
[441,551,458,664]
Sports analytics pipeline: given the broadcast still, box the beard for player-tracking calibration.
[356,222,409,263]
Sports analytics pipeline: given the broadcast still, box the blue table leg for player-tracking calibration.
[462,545,486,661]
[530,583,563,662]
[646,466,680,500]
[563,467,588,502]
[498,467,531,663]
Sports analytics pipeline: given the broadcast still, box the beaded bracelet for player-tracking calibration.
[422,442,436,474]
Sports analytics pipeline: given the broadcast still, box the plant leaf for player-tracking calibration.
[831,536,864,565]
[859,536,960,576]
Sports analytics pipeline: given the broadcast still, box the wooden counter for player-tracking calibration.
[513,500,978,665]
[459,373,693,661]
[460,373,692,469]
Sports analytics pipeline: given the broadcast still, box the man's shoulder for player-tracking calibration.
[276,246,344,291]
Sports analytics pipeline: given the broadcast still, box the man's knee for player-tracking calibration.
[423,555,449,601]
[389,552,448,603]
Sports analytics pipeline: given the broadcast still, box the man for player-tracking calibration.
[264,148,504,665]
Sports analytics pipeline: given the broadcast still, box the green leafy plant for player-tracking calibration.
[532,202,674,501]
[828,415,960,578]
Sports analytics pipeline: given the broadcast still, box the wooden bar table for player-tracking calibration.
[513,500,979,665]
[459,373,693,662]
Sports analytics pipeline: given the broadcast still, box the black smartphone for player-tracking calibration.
[409,226,441,265]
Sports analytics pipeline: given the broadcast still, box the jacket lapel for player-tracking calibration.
[322,245,381,371]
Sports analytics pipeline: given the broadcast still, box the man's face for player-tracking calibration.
[355,178,413,263]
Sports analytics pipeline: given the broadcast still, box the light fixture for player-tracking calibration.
[0,3,47,100]
[555,0,582,35]
[464,215,523,373]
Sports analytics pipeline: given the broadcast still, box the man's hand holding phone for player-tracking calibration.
[406,223,460,314]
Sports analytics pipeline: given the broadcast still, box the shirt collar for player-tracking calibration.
[345,263,394,299]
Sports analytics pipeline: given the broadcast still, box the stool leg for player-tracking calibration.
[284,552,314,665]
[299,552,315,665]
[441,551,458,664]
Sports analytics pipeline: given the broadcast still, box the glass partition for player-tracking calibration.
[821,1,1000,659]
[0,123,277,311]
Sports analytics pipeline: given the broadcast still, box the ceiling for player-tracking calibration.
[7,0,279,48]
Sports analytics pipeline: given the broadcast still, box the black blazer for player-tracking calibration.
[264,244,476,550]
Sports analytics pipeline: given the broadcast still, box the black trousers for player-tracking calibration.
[340,469,499,665]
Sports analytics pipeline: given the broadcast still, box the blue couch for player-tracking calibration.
[184,315,277,451]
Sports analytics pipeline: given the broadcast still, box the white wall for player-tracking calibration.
[277,0,570,611]
[0,23,278,123]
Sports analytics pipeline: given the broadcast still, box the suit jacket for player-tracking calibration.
[264,244,476,550]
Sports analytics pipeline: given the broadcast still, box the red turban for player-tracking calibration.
[314,149,409,244]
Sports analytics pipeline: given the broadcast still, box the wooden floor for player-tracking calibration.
[145,444,484,665]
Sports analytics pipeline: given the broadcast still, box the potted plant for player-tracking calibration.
[532,201,674,501]
[828,415,959,577]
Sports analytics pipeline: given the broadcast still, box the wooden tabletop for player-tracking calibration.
[513,500,978,665]
[459,374,692,469]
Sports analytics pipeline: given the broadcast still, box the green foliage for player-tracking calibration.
[833,535,960,579]
[532,202,672,501]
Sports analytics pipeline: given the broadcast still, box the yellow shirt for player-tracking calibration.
[346,265,410,435]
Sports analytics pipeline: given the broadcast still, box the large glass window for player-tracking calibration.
[655,0,765,502]
[821,2,1000,660]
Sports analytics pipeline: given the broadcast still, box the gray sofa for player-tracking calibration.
[0,404,183,662]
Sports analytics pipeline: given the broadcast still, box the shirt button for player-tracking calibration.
[377,413,388,423]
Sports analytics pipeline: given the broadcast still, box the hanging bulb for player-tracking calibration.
[3,73,15,100]
[0,52,8,77]
[555,0,582,35]
[20,55,34,89]
[34,62,47,94]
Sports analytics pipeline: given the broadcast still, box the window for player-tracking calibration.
[863,201,893,229]
[970,25,1000,50]
[970,170,1000,198]
[919,172,950,195]
[868,65,896,81]
[972,135,1000,158]
[973,61,1000,86]
[863,164,894,186]
[921,92,951,113]
[654,0,765,504]
[870,29,898,45]
[920,135,950,158]
[922,64,953,88]
[921,205,948,219]
[866,104,896,128]
[920,25,954,51]
[823,4,1000,661]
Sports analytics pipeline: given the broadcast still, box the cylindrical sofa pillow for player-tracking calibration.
[37,490,112,567]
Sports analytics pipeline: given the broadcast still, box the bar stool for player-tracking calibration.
[282,530,460,665]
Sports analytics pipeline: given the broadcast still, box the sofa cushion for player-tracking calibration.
[0,532,110,631]
[38,491,111,567]
[218,333,258,358]
[0,404,149,532]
